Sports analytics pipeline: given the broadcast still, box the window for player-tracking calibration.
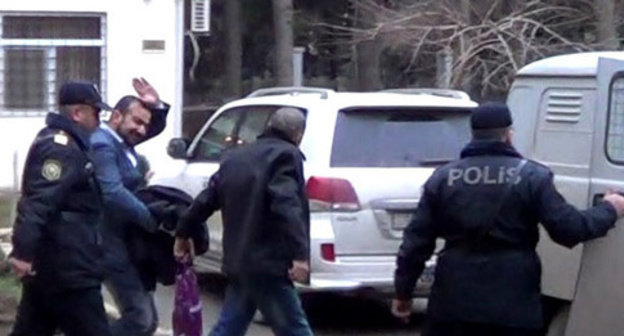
[191,105,305,161]
[193,108,244,161]
[606,77,624,162]
[5,49,46,109]
[331,108,471,167]
[236,106,277,144]
[0,14,106,117]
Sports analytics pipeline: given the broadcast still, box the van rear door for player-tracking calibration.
[567,57,624,336]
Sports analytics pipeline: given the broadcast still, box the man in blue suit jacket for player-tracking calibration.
[90,78,169,336]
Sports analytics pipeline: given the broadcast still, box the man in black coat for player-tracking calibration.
[9,81,112,336]
[175,107,313,336]
[392,102,624,336]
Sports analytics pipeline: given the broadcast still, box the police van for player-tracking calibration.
[508,51,624,336]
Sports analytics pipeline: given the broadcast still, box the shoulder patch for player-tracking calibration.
[42,159,62,181]
[53,132,69,146]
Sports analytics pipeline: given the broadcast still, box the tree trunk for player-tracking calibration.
[436,47,453,89]
[272,0,294,86]
[224,0,242,98]
[355,40,383,91]
[594,0,618,49]
[353,1,383,91]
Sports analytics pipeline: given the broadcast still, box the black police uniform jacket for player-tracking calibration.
[177,129,310,278]
[394,140,618,329]
[11,113,103,289]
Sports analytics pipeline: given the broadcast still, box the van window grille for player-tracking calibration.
[607,78,624,161]
[546,91,582,123]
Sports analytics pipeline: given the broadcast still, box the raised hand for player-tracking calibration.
[132,77,160,106]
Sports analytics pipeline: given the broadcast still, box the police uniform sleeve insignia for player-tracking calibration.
[42,159,63,181]
[53,132,69,146]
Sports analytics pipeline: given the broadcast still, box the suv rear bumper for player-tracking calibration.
[192,224,436,298]
[304,245,435,296]
[305,216,435,296]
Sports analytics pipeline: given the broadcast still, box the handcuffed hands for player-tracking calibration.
[147,201,184,231]
[174,237,195,263]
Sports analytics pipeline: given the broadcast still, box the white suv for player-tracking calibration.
[159,87,477,296]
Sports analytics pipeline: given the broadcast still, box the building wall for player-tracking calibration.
[0,0,183,189]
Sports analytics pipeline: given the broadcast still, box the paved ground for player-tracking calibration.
[0,274,424,335]
[2,238,424,335]
[147,274,425,335]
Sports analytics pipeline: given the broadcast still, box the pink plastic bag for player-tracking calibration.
[172,261,203,336]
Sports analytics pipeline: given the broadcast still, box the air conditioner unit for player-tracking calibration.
[191,0,210,33]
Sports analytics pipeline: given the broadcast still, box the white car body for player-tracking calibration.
[155,87,477,296]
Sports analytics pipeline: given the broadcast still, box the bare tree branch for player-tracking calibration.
[312,0,608,97]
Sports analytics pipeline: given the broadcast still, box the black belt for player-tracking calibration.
[444,237,531,253]
[59,211,100,225]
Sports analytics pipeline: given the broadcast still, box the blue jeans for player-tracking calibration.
[104,235,158,336]
[209,274,313,336]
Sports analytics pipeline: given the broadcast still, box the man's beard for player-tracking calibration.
[121,132,140,146]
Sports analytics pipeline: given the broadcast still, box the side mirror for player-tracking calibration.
[167,138,189,159]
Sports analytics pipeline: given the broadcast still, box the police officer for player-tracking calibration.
[392,102,624,336]
[9,81,112,336]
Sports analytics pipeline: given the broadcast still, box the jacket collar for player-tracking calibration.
[258,128,297,146]
[257,129,306,160]
[46,112,91,150]
[460,140,523,159]
[100,122,125,145]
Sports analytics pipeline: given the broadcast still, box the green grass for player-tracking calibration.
[0,273,20,300]
[0,193,16,229]
[0,194,20,326]
[0,193,18,299]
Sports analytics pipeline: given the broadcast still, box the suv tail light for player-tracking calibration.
[306,176,361,212]
[320,243,336,262]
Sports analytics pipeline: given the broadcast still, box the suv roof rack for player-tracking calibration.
[381,88,471,100]
[247,87,335,99]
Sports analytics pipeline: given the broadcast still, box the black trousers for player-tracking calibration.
[423,320,541,336]
[10,282,110,336]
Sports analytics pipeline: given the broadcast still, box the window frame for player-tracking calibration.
[604,72,624,165]
[0,12,107,117]
[187,104,306,162]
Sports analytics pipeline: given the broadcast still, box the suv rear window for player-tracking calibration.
[330,108,471,167]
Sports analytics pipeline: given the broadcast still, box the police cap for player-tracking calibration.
[59,81,112,111]
[470,102,512,130]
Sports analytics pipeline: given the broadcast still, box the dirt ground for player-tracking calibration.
[0,294,17,334]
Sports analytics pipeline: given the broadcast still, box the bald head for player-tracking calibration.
[267,107,306,145]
